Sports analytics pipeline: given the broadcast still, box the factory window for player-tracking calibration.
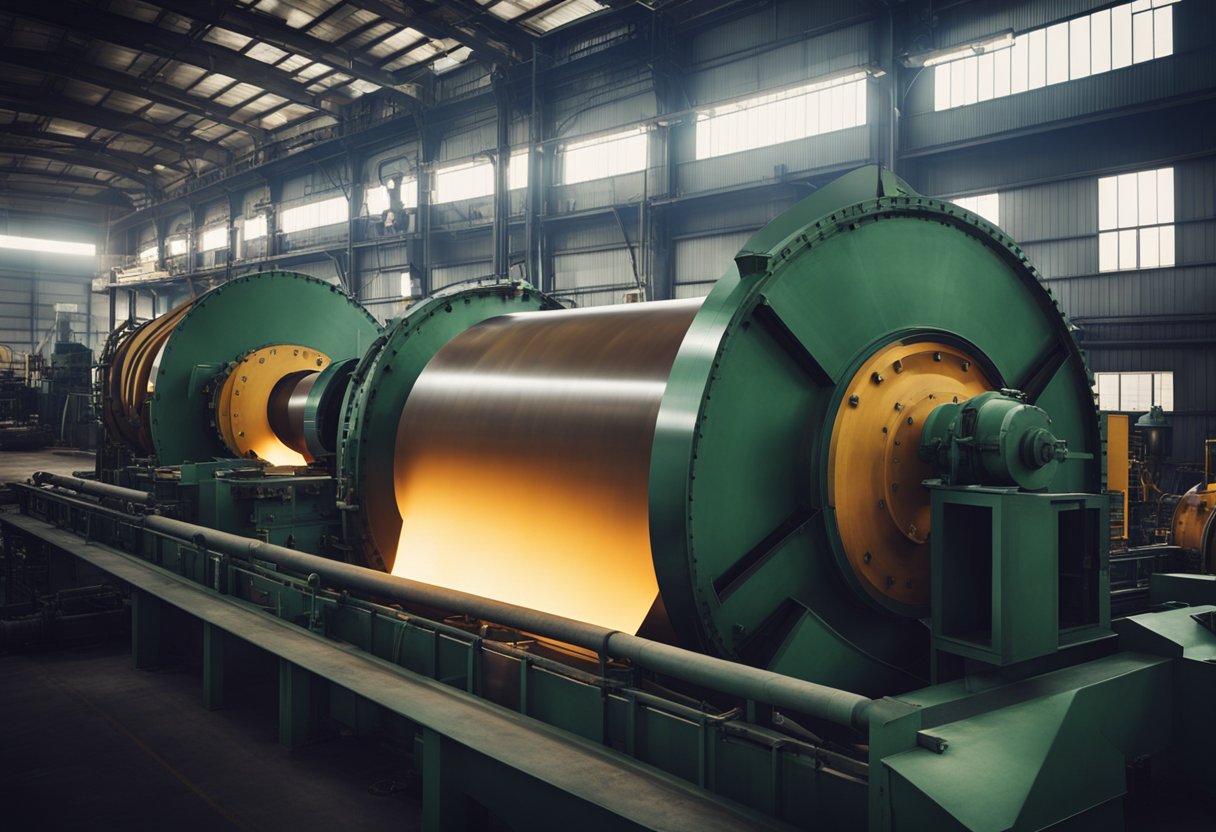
[366,177,419,215]
[1098,167,1174,271]
[366,184,388,215]
[694,72,868,160]
[558,127,647,185]
[199,226,228,252]
[434,152,530,202]
[951,192,1001,226]
[0,234,95,256]
[244,215,267,241]
[934,0,1178,111]
[1095,371,1174,411]
[434,159,492,203]
[167,238,188,256]
[508,151,529,190]
[279,194,349,234]
[137,244,158,263]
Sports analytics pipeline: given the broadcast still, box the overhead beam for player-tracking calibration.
[0,95,231,166]
[139,0,418,103]
[0,124,193,174]
[0,166,141,191]
[0,48,271,142]
[7,0,341,115]
[412,0,535,52]
[0,184,133,209]
[0,167,139,201]
[347,0,528,63]
[0,144,160,189]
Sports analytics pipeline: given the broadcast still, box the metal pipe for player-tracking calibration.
[33,472,155,507]
[137,513,872,730]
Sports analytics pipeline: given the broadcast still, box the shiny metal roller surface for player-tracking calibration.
[394,299,702,634]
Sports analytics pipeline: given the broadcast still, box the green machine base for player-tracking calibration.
[930,486,1109,669]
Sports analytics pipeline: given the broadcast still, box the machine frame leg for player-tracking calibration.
[421,726,471,832]
[278,658,314,748]
[203,622,225,710]
[131,588,161,669]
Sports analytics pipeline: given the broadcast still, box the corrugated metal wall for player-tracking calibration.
[95,0,1213,459]
[0,252,96,354]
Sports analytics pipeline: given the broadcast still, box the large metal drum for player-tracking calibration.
[385,166,1101,696]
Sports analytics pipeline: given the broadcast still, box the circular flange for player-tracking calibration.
[148,272,381,465]
[214,344,330,466]
[303,358,358,459]
[337,279,562,572]
[103,296,195,455]
[827,340,993,613]
[648,165,1100,695]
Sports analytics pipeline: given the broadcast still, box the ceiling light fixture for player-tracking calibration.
[903,30,1014,68]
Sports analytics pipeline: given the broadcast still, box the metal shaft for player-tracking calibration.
[267,370,319,457]
[33,472,155,506]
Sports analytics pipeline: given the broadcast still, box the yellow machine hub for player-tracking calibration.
[1173,486,1216,571]
[827,340,994,609]
[215,344,330,466]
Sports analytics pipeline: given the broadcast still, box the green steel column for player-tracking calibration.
[278,658,314,749]
[203,622,225,711]
[131,588,161,670]
[421,726,471,832]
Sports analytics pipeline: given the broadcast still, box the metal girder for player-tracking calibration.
[0,143,159,189]
[348,0,528,63]
[137,0,417,104]
[7,0,341,115]
[0,166,141,197]
[0,95,230,166]
[0,48,271,142]
[0,124,192,174]
[509,0,568,25]
[0,184,132,208]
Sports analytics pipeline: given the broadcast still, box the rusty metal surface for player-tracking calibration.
[393,299,701,634]
[102,296,195,455]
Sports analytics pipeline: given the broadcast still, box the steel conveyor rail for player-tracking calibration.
[30,472,873,731]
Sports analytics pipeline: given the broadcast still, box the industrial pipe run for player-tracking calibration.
[31,472,154,507]
[130,510,873,731]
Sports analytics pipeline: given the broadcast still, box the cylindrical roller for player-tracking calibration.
[378,166,1101,697]
[338,280,561,573]
[302,358,358,459]
[394,300,701,635]
[268,370,320,458]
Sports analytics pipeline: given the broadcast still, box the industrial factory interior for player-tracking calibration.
[1,0,1215,829]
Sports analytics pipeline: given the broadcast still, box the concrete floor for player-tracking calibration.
[0,642,420,831]
[0,447,93,482]
[0,448,421,830]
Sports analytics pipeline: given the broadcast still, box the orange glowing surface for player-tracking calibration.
[393,452,661,633]
[392,301,701,634]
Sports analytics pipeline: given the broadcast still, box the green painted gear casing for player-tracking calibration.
[647,165,1100,697]
[149,272,381,466]
[919,390,1068,490]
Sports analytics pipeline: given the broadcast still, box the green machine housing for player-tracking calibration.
[11,165,1212,832]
